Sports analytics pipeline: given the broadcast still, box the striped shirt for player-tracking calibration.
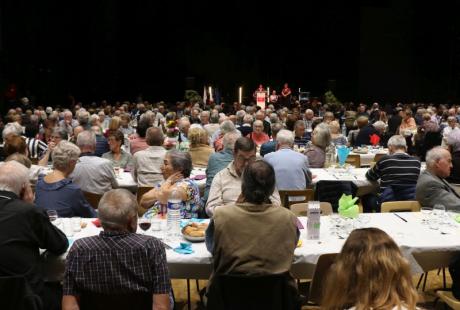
[63,231,171,296]
[25,137,48,159]
[365,152,421,191]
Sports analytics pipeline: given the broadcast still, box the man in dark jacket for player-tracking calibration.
[0,161,68,309]
[355,121,386,146]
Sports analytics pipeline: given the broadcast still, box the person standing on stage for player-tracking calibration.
[269,90,279,108]
[280,83,292,108]
[253,84,267,101]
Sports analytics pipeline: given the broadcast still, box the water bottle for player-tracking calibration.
[166,187,183,240]
[341,122,347,136]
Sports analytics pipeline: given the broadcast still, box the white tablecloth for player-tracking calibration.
[310,168,377,196]
[350,148,389,166]
[49,213,460,279]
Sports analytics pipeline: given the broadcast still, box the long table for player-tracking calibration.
[47,212,460,280]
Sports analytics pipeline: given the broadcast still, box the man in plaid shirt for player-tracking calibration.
[62,189,171,310]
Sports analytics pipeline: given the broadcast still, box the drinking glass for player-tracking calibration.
[113,164,121,177]
[138,218,151,234]
[433,204,446,220]
[71,217,82,232]
[47,210,58,223]
[420,207,432,225]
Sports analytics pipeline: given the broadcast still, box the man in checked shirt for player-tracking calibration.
[62,189,171,310]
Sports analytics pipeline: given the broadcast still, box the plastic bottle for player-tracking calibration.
[166,187,183,240]
[341,122,347,136]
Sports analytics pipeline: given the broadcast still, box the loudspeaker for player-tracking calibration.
[185,77,195,90]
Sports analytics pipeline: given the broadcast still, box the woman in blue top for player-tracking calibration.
[35,141,96,218]
[140,150,202,219]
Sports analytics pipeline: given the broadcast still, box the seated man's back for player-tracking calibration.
[264,131,311,190]
[71,155,118,195]
[0,161,68,309]
[63,189,171,309]
[366,135,421,197]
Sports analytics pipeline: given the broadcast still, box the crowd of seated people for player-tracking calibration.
[1,96,460,308]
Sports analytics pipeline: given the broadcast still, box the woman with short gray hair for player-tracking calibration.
[304,123,331,168]
[140,150,202,218]
[34,141,96,218]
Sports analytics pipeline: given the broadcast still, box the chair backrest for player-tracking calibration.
[137,186,154,204]
[206,272,300,310]
[373,153,385,163]
[345,154,361,167]
[79,291,152,310]
[278,189,314,208]
[413,250,457,273]
[381,200,421,212]
[308,253,337,305]
[83,191,103,209]
[0,275,42,310]
[290,202,333,217]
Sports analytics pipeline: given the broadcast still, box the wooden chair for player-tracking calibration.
[436,290,460,310]
[380,201,421,213]
[290,202,333,217]
[413,251,457,291]
[345,154,361,167]
[83,191,103,209]
[136,186,154,204]
[372,153,386,163]
[278,189,314,209]
[304,253,337,306]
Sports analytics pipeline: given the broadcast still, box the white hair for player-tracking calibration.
[98,189,138,230]
[373,121,386,131]
[220,120,236,134]
[253,120,263,128]
[0,161,29,195]
[243,114,254,124]
[76,130,96,149]
[276,129,295,146]
[223,130,241,150]
[313,123,332,149]
[52,141,81,171]
[2,122,23,139]
[387,135,407,149]
[426,146,450,168]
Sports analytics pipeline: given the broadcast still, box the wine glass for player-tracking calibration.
[138,218,151,234]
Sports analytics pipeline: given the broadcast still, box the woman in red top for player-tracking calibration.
[280,83,292,107]
[250,120,270,146]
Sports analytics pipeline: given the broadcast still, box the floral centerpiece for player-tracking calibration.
[164,120,179,149]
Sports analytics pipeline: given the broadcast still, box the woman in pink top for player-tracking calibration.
[129,118,150,155]
[250,120,270,146]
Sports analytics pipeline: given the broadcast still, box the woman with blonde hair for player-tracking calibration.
[329,120,348,146]
[188,126,214,167]
[322,228,419,310]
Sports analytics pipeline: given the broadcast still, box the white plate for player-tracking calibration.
[182,233,205,242]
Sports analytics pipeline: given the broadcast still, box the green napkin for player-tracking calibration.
[338,194,359,219]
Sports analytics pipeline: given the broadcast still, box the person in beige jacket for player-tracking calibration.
[188,127,214,168]
[205,137,280,217]
[205,160,299,286]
